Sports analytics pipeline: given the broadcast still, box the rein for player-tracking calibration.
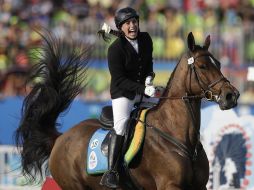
[157,94,204,100]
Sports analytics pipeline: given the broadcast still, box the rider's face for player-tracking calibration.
[121,18,139,40]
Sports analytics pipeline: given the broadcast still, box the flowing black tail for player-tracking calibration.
[15,31,90,183]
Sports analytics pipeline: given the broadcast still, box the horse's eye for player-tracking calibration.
[200,64,208,69]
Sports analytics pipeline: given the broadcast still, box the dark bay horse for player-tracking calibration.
[15,32,239,190]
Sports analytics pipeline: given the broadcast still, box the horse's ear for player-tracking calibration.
[204,35,210,50]
[187,32,195,52]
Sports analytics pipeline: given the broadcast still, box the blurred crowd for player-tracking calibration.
[0,0,254,103]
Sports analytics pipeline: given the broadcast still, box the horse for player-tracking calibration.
[15,31,239,190]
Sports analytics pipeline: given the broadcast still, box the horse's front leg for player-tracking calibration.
[191,146,209,190]
[153,152,194,190]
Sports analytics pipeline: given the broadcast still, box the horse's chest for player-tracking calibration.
[157,151,208,189]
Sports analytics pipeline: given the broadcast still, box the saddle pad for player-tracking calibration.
[86,128,110,174]
[86,109,149,175]
[124,109,148,165]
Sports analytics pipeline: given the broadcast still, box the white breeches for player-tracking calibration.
[112,95,158,136]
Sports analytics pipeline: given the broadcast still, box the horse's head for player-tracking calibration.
[185,32,239,110]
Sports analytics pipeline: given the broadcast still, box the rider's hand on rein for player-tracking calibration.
[145,75,165,98]
[144,86,156,97]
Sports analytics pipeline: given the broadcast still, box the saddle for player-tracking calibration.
[98,102,157,161]
[98,106,114,129]
[98,105,140,157]
[98,102,156,129]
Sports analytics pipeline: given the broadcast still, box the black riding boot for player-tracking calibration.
[100,130,124,189]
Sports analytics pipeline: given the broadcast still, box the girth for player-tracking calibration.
[149,126,202,161]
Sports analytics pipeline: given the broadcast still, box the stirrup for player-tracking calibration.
[100,170,120,189]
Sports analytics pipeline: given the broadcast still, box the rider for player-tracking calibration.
[99,7,157,188]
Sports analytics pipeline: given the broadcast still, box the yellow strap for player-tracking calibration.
[124,109,148,165]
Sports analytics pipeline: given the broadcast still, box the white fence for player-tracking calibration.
[0,145,41,190]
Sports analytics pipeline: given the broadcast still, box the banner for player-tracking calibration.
[201,104,254,190]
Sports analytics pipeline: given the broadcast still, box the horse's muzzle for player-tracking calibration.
[218,87,240,110]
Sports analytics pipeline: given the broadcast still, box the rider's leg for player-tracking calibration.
[100,97,134,188]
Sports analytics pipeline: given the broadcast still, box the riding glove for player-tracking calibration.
[144,86,156,97]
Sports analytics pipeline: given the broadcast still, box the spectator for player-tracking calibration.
[0,0,253,101]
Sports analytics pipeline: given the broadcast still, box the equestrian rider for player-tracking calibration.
[99,7,157,189]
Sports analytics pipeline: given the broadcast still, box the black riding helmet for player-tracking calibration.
[114,7,139,29]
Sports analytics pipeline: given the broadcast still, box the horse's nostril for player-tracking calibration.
[226,93,233,101]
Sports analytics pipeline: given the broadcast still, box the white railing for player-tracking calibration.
[0,186,40,190]
[0,145,41,190]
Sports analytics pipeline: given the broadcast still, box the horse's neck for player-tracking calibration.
[149,57,201,146]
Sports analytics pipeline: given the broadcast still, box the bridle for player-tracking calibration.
[186,52,229,102]
[158,51,229,102]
